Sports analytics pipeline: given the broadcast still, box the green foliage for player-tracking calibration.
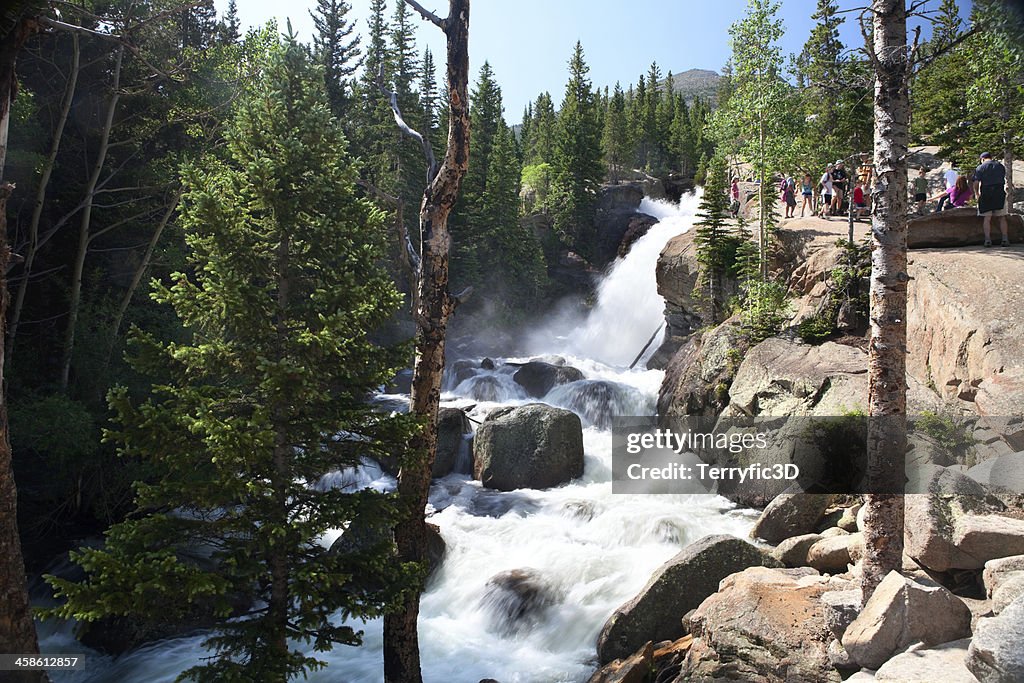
[694,155,744,323]
[740,277,789,342]
[914,410,978,465]
[550,42,604,257]
[44,37,417,682]
[310,0,361,119]
[602,82,629,182]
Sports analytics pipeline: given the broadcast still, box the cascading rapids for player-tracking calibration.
[37,189,756,683]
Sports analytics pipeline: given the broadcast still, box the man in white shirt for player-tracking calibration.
[936,167,959,211]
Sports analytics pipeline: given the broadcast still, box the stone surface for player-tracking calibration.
[596,534,780,665]
[480,568,558,636]
[473,404,584,491]
[773,533,823,568]
[967,453,1024,494]
[751,492,834,544]
[657,316,748,416]
[587,641,653,683]
[821,588,862,640]
[841,571,973,670]
[874,639,977,682]
[968,594,1024,682]
[434,407,473,477]
[905,467,1012,571]
[985,556,1024,599]
[512,361,585,398]
[992,573,1024,615]
[807,534,859,573]
[907,208,1024,248]
[680,566,848,683]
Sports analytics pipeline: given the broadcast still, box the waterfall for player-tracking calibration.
[529,192,702,368]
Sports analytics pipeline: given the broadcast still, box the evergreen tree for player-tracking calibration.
[602,82,629,183]
[45,37,414,682]
[179,0,219,50]
[669,94,697,176]
[352,0,393,188]
[217,0,241,45]
[419,47,439,153]
[524,91,556,165]
[310,0,362,118]
[693,155,740,322]
[550,41,604,256]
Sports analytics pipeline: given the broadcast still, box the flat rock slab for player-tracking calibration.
[874,639,977,682]
[907,208,1024,248]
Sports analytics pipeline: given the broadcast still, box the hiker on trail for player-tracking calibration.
[852,180,868,220]
[928,174,973,210]
[912,168,929,214]
[973,152,1010,247]
[831,161,848,215]
[782,175,797,219]
[936,166,959,211]
[819,164,834,219]
[800,173,813,218]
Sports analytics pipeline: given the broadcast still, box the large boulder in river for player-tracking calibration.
[596,534,780,664]
[434,407,472,477]
[513,361,584,398]
[473,403,584,491]
[680,566,848,683]
[480,568,559,635]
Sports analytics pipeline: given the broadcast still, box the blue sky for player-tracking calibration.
[215,0,973,120]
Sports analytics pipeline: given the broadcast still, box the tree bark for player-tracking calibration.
[383,2,469,682]
[0,12,48,682]
[862,0,909,600]
[59,44,123,392]
[8,30,80,361]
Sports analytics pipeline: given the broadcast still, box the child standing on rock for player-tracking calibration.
[912,168,929,214]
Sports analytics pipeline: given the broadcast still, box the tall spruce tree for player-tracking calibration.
[551,41,603,257]
[693,155,740,322]
[310,0,362,118]
[45,37,414,682]
[602,82,629,183]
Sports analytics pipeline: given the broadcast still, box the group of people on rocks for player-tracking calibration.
[727,152,1012,246]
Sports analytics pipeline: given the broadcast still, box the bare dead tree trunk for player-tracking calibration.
[382,2,469,682]
[0,13,48,682]
[59,44,123,392]
[861,0,909,600]
[8,30,80,361]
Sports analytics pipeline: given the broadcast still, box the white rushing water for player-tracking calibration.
[41,191,757,683]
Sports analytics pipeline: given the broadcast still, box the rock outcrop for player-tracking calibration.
[473,403,584,491]
[907,208,1024,248]
[750,492,833,544]
[596,535,780,664]
[680,566,847,683]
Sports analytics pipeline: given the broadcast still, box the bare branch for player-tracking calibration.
[906,25,922,85]
[911,26,980,72]
[376,63,438,184]
[401,0,447,30]
[859,9,882,71]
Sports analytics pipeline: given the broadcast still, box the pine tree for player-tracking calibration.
[669,94,697,176]
[602,82,629,183]
[352,0,393,188]
[419,47,439,153]
[524,91,556,166]
[693,155,739,322]
[179,0,218,50]
[310,0,362,118]
[910,0,969,156]
[217,0,241,45]
[45,37,415,682]
[551,41,604,256]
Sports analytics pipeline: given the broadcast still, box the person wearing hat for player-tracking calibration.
[830,160,848,215]
[973,152,1009,247]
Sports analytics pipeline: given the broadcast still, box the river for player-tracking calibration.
[38,194,757,683]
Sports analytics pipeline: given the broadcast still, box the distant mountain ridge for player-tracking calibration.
[666,68,721,103]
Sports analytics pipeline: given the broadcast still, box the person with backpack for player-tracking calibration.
[830,161,848,215]
[781,175,797,218]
